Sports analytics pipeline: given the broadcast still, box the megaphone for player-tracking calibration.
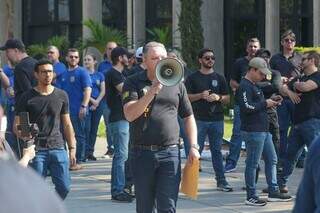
[155,58,184,87]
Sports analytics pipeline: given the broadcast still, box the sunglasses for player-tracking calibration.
[69,55,79,59]
[284,38,295,43]
[203,56,215,61]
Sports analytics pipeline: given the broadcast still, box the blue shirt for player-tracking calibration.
[2,65,14,105]
[293,136,320,213]
[53,61,67,88]
[90,71,105,99]
[97,60,112,75]
[59,66,92,116]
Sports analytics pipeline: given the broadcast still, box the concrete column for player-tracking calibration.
[313,0,320,46]
[132,0,145,48]
[172,0,181,50]
[127,0,133,49]
[201,0,224,74]
[82,0,102,40]
[265,0,280,54]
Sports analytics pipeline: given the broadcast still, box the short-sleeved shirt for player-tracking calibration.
[270,52,302,78]
[230,57,249,84]
[97,59,112,75]
[15,88,69,149]
[185,71,228,121]
[124,64,145,77]
[14,56,38,105]
[122,71,193,146]
[90,71,105,99]
[288,71,320,124]
[105,68,126,122]
[237,78,268,132]
[59,66,92,116]
[53,61,67,88]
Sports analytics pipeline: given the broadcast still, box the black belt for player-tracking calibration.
[133,144,178,151]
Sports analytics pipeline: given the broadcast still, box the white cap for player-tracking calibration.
[135,46,143,58]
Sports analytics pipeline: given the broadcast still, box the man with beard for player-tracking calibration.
[105,47,133,202]
[185,48,232,192]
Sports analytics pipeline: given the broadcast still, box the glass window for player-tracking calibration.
[58,0,70,22]
[102,0,126,30]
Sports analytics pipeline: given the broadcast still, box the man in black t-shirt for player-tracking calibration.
[185,48,232,192]
[278,51,320,193]
[0,39,37,106]
[105,47,133,203]
[225,38,261,172]
[14,59,77,200]
[122,42,200,212]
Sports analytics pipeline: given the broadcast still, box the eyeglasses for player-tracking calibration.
[202,56,215,61]
[69,55,79,59]
[284,38,296,43]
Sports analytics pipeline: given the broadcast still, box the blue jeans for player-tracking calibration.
[30,149,70,200]
[85,103,104,156]
[226,105,242,166]
[103,103,113,150]
[131,146,181,213]
[278,118,320,187]
[109,120,129,195]
[241,131,278,199]
[71,115,86,162]
[178,116,190,157]
[197,120,225,183]
[277,98,294,161]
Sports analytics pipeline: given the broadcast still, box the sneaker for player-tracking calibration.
[103,149,114,158]
[296,160,304,168]
[245,197,267,206]
[69,164,83,171]
[111,192,133,203]
[268,191,292,202]
[262,188,268,193]
[217,181,233,192]
[124,186,135,198]
[279,186,289,194]
[87,154,97,161]
[224,163,236,173]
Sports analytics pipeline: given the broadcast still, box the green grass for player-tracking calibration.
[97,116,234,139]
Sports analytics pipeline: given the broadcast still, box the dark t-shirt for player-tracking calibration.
[14,56,37,105]
[124,64,145,77]
[185,71,228,121]
[237,78,268,132]
[230,57,249,84]
[105,68,126,122]
[256,69,281,99]
[15,88,69,149]
[270,52,302,78]
[288,71,320,124]
[122,71,193,146]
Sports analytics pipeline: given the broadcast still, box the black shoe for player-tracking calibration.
[111,192,133,203]
[268,191,292,202]
[245,197,267,206]
[262,188,268,193]
[296,160,304,168]
[217,181,233,192]
[87,154,97,161]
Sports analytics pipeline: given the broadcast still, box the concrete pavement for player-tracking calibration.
[64,137,302,213]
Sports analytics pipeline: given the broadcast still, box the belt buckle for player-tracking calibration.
[150,145,158,151]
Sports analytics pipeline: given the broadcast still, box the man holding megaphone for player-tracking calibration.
[122,41,200,212]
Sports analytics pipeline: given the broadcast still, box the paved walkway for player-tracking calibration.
[64,137,302,213]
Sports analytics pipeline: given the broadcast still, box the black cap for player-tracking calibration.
[0,39,25,51]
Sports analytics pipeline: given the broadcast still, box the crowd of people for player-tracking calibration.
[0,28,320,212]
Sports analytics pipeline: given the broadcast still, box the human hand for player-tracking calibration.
[22,144,36,161]
[149,80,163,96]
[266,99,280,108]
[69,148,76,167]
[188,147,200,165]
[287,90,301,104]
[79,107,87,119]
[201,90,210,100]
[270,94,283,104]
[206,93,220,102]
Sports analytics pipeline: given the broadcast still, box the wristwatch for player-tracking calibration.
[191,143,200,151]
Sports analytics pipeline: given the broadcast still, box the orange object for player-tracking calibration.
[180,159,199,199]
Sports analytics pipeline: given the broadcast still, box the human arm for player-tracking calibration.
[280,83,301,104]
[293,79,318,92]
[183,115,200,164]
[79,87,92,119]
[90,80,106,108]
[61,114,76,167]
[0,68,10,89]
[19,145,36,167]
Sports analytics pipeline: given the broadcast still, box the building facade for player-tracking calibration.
[0,0,319,75]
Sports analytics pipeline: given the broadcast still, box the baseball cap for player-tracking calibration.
[0,39,25,50]
[135,46,143,59]
[249,57,271,75]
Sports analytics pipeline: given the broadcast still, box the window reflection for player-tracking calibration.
[58,0,70,22]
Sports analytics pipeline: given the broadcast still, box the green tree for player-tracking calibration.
[146,25,172,48]
[179,0,204,69]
